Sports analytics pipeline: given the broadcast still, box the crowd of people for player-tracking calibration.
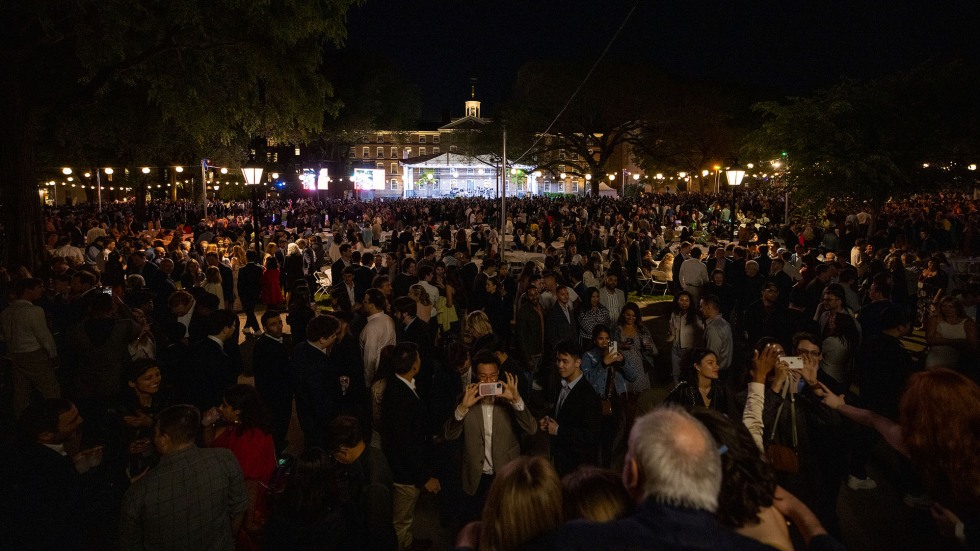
[1,189,980,551]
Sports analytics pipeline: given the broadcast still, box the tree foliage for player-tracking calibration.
[0,0,360,269]
[503,60,666,195]
[742,61,980,220]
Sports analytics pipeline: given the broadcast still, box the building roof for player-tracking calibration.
[438,115,490,130]
[400,152,531,170]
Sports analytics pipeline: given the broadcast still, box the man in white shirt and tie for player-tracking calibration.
[444,352,537,521]
[0,278,60,415]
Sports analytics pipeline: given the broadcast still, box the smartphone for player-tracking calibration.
[478,382,503,396]
[608,341,618,355]
[779,356,804,370]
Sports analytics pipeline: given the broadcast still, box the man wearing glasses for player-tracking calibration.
[444,351,536,522]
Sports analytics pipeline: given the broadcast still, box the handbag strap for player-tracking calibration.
[766,377,790,445]
[603,361,617,400]
[788,386,799,449]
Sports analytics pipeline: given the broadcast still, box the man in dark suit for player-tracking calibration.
[1,399,102,550]
[393,257,419,299]
[553,408,778,551]
[539,340,600,476]
[237,250,264,332]
[331,266,358,315]
[381,342,439,551]
[151,258,178,317]
[544,286,578,356]
[128,251,160,286]
[252,311,292,451]
[354,252,375,302]
[444,351,537,522]
[393,296,433,401]
[179,309,240,410]
[290,315,343,450]
[331,243,353,288]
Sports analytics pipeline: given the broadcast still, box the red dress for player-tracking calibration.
[260,268,283,308]
[213,426,277,483]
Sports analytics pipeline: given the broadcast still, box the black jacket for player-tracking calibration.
[237,262,263,303]
[381,376,432,487]
[550,376,601,476]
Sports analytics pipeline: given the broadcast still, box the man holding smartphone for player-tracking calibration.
[444,351,536,522]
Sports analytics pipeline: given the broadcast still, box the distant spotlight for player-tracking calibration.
[67,177,74,182]
[175,166,184,173]
[271,172,279,179]
[969,164,977,171]
[141,167,150,174]
[747,163,754,169]
[922,163,930,168]
[220,167,228,174]
[83,172,91,178]
[62,167,72,175]
[104,168,114,175]
[560,173,567,179]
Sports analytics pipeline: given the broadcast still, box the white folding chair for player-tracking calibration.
[313,271,332,301]
[636,268,656,296]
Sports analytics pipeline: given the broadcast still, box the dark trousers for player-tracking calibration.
[242,300,260,331]
[460,473,495,523]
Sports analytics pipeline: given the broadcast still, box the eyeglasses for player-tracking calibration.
[477,371,499,382]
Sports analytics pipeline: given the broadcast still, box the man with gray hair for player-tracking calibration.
[553,407,775,550]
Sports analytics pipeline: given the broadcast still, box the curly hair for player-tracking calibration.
[900,368,980,511]
[690,409,777,528]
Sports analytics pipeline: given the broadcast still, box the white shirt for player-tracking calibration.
[557,372,584,414]
[361,312,397,386]
[679,258,709,290]
[599,287,625,323]
[395,373,418,398]
[262,333,283,344]
[0,300,58,357]
[177,300,196,338]
[454,395,526,474]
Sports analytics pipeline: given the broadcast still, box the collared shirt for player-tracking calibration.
[703,314,733,370]
[207,335,226,353]
[599,287,626,324]
[262,333,283,344]
[43,442,67,456]
[453,396,527,474]
[0,300,58,357]
[307,340,328,355]
[395,373,418,398]
[177,300,196,338]
[557,372,583,414]
[345,283,355,305]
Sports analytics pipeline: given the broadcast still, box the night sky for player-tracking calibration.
[345,0,980,121]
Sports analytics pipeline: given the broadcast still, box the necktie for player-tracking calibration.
[557,382,570,414]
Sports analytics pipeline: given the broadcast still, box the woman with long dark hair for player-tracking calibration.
[576,287,610,348]
[203,384,277,549]
[665,347,732,416]
[667,291,703,384]
[611,302,657,396]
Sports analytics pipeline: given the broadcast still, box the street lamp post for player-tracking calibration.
[726,163,746,243]
[242,158,265,254]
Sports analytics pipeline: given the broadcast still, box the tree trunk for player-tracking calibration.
[0,77,46,273]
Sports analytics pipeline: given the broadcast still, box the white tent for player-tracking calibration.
[597,182,618,198]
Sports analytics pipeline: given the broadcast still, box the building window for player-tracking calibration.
[350,148,356,158]
[433,147,440,154]
[433,135,440,143]
[559,150,565,160]
[390,147,397,158]
[467,168,475,174]
[362,147,369,158]
[376,162,384,170]
[419,135,426,143]
[390,163,398,174]
[376,147,383,157]
[361,136,369,143]
[419,147,427,156]
[377,134,384,143]
[389,179,398,191]
[404,148,412,157]
[450,145,458,152]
